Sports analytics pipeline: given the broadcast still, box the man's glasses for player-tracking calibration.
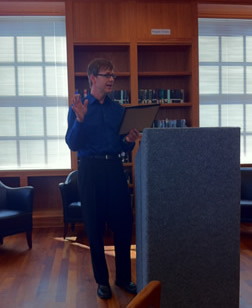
[95,73,117,79]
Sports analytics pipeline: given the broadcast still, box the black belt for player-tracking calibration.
[87,154,122,160]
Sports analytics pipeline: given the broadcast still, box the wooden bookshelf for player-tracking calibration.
[65,0,199,215]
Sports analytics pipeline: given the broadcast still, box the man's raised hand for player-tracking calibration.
[72,94,88,123]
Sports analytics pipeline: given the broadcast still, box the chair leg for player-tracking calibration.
[64,223,68,239]
[26,231,32,249]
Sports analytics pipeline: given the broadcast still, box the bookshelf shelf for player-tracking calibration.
[123,162,133,167]
[159,103,192,108]
[75,72,130,77]
[138,71,192,77]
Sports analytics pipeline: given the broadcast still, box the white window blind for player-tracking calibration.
[0,16,70,170]
[199,18,252,164]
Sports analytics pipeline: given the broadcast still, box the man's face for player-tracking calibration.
[92,68,116,94]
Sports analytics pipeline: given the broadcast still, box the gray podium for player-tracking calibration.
[135,128,240,308]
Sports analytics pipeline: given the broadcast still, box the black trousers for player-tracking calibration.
[78,157,133,285]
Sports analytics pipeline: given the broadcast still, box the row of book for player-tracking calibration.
[139,89,184,104]
[75,89,130,105]
[152,118,187,128]
[75,88,185,105]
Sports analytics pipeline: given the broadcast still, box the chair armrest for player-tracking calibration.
[241,200,252,206]
[59,182,68,209]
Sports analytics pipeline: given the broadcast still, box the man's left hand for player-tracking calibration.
[125,128,140,143]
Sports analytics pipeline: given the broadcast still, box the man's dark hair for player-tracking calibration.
[87,58,114,87]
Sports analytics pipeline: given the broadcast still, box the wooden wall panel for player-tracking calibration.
[136,1,194,41]
[29,176,66,228]
[71,0,133,43]
[197,0,252,4]
[0,1,65,16]
[198,4,252,18]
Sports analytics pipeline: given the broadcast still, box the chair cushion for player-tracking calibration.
[240,200,252,206]
[0,209,32,235]
[0,209,21,219]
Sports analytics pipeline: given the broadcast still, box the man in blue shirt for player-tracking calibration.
[66,58,139,300]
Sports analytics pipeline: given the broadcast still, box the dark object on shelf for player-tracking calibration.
[170,89,184,103]
[0,181,34,249]
[240,167,252,222]
[59,170,83,238]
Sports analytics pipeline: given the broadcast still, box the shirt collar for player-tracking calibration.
[87,93,112,106]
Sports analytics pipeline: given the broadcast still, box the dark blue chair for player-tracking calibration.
[0,181,34,249]
[59,170,83,238]
[240,167,252,222]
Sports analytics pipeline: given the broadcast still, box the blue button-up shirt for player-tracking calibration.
[65,93,134,157]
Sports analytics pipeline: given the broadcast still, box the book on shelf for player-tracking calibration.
[138,88,184,104]
[108,90,129,104]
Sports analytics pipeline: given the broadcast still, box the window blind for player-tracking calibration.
[199,18,252,164]
[0,16,70,170]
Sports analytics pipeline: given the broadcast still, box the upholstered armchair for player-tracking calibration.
[59,170,83,238]
[0,181,34,249]
[240,167,252,222]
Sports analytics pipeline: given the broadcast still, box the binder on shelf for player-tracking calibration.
[120,104,160,135]
[109,90,129,104]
